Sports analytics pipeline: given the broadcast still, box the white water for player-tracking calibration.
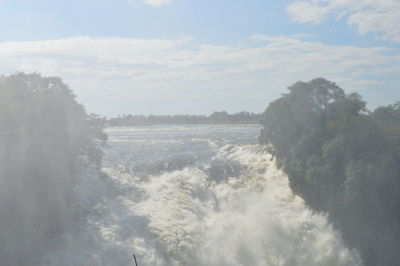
[40,125,361,266]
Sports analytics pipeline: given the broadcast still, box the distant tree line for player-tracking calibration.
[260,78,400,266]
[0,73,106,265]
[107,111,261,126]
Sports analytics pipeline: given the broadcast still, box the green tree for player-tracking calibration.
[0,73,107,265]
[260,78,400,266]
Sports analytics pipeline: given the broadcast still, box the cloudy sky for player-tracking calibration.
[1,0,399,116]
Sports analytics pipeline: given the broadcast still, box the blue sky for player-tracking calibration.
[0,0,399,116]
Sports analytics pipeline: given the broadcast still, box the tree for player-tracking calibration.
[260,78,400,266]
[0,73,107,265]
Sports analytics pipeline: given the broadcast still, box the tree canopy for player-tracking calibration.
[0,73,107,264]
[107,111,261,126]
[260,78,400,266]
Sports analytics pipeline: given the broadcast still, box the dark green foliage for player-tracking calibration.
[260,78,400,266]
[0,73,107,265]
[107,111,261,126]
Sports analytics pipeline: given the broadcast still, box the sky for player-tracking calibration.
[0,0,399,117]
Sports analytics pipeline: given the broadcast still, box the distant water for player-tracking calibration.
[41,124,361,266]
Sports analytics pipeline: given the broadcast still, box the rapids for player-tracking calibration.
[40,125,361,266]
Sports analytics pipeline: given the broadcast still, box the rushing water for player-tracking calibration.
[41,124,361,266]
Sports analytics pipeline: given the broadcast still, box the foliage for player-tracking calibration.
[260,78,400,266]
[107,111,261,126]
[0,73,107,264]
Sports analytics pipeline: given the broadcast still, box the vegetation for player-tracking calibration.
[260,78,400,266]
[0,73,107,264]
[107,111,261,126]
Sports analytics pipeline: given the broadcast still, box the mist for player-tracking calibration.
[0,73,351,266]
[0,73,106,264]
[1,73,399,266]
[1,1,400,265]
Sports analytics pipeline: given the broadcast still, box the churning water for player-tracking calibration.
[41,125,361,266]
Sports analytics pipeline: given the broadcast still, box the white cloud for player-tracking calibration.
[287,0,400,43]
[287,1,328,24]
[129,0,171,7]
[0,36,397,115]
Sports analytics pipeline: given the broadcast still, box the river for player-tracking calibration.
[41,124,361,266]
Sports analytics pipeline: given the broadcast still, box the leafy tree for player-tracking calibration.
[0,73,107,265]
[260,78,400,266]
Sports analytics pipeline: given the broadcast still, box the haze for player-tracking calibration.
[0,0,399,116]
[1,1,400,266]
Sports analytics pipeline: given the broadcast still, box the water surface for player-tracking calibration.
[42,124,360,266]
